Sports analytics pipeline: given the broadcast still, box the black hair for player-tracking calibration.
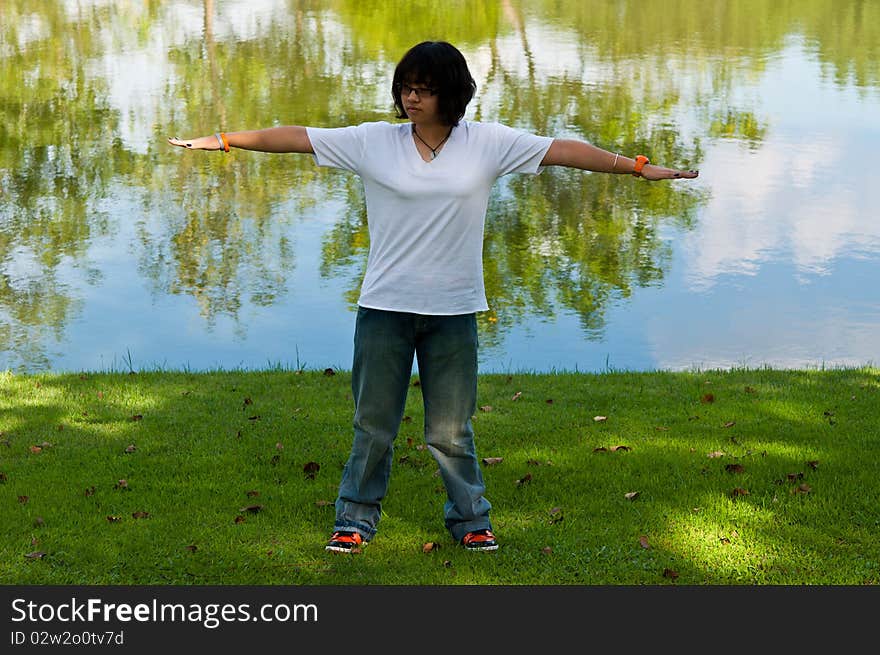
[392,41,476,126]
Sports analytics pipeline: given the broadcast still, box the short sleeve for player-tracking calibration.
[306,124,369,173]
[490,122,554,177]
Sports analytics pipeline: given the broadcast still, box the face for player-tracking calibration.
[399,79,440,123]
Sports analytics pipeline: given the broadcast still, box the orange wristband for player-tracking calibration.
[215,132,230,152]
[632,155,649,177]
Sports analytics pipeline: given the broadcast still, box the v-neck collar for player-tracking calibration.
[407,123,457,165]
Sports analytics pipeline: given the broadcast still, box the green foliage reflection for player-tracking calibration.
[2,0,876,370]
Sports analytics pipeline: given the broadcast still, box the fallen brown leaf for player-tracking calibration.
[624,491,640,501]
[124,444,137,453]
[701,393,715,404]
[131,511,151,519]
[186,545,198,553]
[593,447,608,453]
[725,463,745,474]
[479,405,493,412]
[511,391,522,401]
[545,399,554,404]
[806,460,819,470]
[246,490,260,498]
[275,442,284,451]
[731,487,750,498]
[515,472,532,486]
[84,486,96,496]
[240,505,263,513]
[25,551,47,560]
[593,415,607,423]
[744,386,757,394]
[422,542,440,553]
[315,500,332,507]
[114,479,128,490]
[794,483,812,494]
[707,451,725,458]
[662,568,679,579]
[106,515,121,523]
[18,495,28,504]
[639,535,651,549]
[481,457,503,466]
[303,461,320,479]
[234,515,246,524]
[610,445,631,452]
[541,547,553,555]
[29,446,42,454]
[723,421,736,428]
[129,414,143,422]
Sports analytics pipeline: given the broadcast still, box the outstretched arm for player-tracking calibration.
[167,126,314,154]
[541,139,697,180]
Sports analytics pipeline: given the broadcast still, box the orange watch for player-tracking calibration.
[632,155,649,177]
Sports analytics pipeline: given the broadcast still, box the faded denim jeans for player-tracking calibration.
[333,306,493,543]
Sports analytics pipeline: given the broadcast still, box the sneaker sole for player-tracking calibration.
[464,544,499,551]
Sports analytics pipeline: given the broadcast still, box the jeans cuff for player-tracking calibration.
[333,521,376,542]
[448,519,493,543]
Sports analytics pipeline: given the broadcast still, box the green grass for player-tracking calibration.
[1,366,878,585]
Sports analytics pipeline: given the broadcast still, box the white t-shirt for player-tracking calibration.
[307,120,553,315]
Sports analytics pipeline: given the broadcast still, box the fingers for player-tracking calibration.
[167,136,194,148]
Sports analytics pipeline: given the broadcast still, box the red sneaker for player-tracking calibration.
[461,529,498,551]
[325,531,365,553]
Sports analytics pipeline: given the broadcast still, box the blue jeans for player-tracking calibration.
[333,306,492,543]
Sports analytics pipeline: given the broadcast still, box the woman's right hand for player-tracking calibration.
[167,135,222,150]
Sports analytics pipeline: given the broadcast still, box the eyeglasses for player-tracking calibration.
[399,83,437,99]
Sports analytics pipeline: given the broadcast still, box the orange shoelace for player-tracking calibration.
[330,532,363,545]
[462,530,495,545]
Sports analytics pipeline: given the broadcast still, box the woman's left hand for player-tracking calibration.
[641,164,699,181]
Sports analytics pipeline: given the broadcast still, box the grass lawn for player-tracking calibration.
[1,366,878,585]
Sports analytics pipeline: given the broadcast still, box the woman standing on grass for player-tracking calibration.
[168,41,698,554]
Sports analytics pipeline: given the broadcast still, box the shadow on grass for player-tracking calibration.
[1,367,878,584]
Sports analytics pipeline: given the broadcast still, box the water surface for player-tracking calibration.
[2,0,878,373]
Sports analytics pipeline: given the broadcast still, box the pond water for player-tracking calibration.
[2,0,879,373]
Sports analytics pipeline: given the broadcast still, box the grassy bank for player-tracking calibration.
[1,367,878,585]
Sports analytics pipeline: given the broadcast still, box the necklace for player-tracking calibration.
[412,124,453,160]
